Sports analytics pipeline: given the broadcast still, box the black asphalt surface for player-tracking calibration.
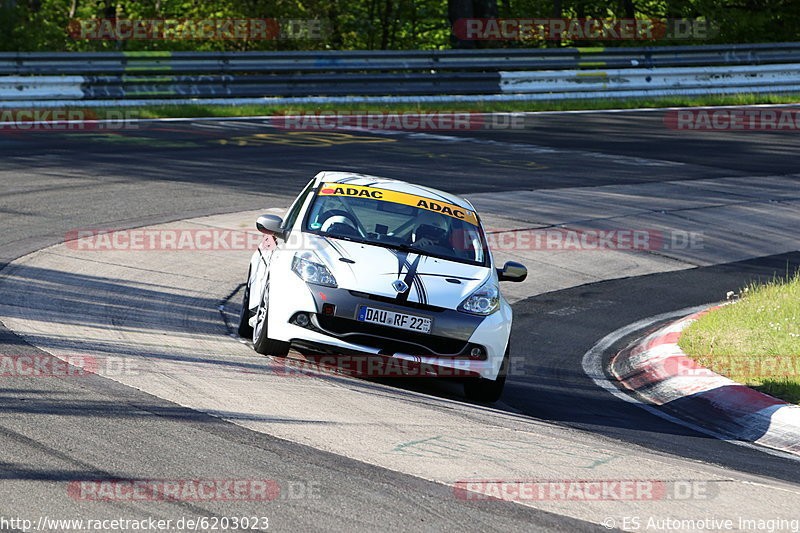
[464,111,800,176]
[1,112,799,530]
[506,252,800,484]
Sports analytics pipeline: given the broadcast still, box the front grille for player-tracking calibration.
[348,291,447,313]
[315,314,469,356]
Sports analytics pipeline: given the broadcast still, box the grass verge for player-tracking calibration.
[75,92,800,119]
[679,273,800,404]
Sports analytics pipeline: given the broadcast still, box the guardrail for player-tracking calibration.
[1,42,799,106]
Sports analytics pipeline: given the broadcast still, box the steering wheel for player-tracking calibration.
[318,210,364,237]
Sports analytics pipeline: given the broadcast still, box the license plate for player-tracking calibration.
[357,306,432,333]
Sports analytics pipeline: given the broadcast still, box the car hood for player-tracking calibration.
[310,235,491,310]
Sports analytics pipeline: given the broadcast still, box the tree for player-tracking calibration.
[449,0,499,48]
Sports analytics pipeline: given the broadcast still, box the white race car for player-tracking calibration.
[238,171,526,402]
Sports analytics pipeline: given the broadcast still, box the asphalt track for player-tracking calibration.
[0,111,799,531]
[507,251,800,483]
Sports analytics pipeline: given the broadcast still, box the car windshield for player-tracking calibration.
[304,183,488,266]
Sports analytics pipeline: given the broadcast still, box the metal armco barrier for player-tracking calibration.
[1,42,799,106]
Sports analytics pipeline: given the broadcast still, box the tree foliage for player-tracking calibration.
[0,0,796,51]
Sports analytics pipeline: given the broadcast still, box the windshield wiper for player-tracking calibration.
[322,233,360,244]
[321,233,481,265]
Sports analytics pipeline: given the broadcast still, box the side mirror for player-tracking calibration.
[256,214,285,239]
[497,261,527,282]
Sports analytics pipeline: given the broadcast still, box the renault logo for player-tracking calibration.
[392,279,409,293]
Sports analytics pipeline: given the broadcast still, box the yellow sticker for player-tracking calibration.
[319,183,478,226]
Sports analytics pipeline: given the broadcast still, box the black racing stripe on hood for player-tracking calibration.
[388,249,429,304]
[412,256,431,305]
[387,248,410,278]
[395,254,422,304]
[412,275,428,305]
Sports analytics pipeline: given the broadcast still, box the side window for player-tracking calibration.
[282,179,316,232]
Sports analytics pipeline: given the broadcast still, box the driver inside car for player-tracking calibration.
[410,210,450,250]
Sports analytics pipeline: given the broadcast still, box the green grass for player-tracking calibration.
[679,273,800,404]
[72,92,800,120]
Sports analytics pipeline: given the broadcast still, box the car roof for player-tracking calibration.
[313,171,475,211]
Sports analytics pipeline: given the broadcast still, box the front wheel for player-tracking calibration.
[463,346,509,403]
[252,278,290,356]
[237,280,254,339]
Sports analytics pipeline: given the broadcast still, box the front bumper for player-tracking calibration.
[268,275,511,380]
[309,287,485,356]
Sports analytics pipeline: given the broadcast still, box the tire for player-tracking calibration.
[252,277,290,356]
[237,280,254,339]
[463,346,509,403]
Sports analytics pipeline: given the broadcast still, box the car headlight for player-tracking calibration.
[458,280,500,315]
[291,251,337,288]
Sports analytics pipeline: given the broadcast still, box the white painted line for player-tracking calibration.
[581,305,800,463]
[3,101,800,124]
[216,121,266,129]
[188,122,229,129]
